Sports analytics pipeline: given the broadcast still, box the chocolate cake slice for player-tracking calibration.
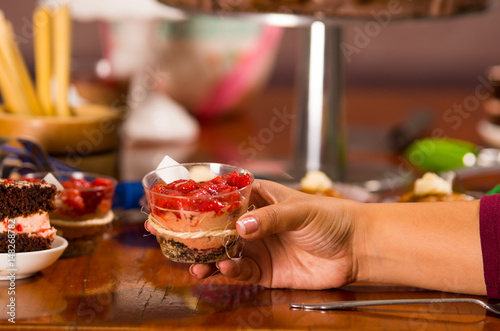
[0,179,58,252]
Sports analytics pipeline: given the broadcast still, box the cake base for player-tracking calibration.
[157,236,241,263]
[51,211,114,257]
[0,232,53,253]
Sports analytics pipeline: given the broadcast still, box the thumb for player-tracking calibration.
[236,198,310,240]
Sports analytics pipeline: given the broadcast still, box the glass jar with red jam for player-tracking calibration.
[26,172,117,221]
[142,163,254,263]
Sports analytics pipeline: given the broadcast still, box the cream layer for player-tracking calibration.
[1,211,56,239]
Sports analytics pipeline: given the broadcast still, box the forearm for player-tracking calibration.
[356,200,486,295]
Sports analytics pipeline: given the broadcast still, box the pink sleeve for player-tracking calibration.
[480,194,500,299]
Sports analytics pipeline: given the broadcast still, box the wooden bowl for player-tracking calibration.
[0,104,122,155]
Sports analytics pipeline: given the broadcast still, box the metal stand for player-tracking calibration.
[292,23,345,181]
[154,1,491,185]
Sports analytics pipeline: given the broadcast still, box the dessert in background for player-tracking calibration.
[299,170,345,198]
[53,176,115,220]
[143,164,253,263]
[50,174,116,257]
[0,179,57,252]
[399,172,474,202]
[26,172,117,257]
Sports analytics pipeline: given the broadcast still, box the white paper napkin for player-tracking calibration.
[43,173,64,192]
[155,155,190,184]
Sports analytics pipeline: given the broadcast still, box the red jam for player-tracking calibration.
[59,177,115,217]
[149,171,252,215]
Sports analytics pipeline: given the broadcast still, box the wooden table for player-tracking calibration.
[1,219,498,330]
[1,221,498,330]
[2,86,500,329]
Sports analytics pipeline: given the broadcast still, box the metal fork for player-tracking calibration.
[290,298,500,315]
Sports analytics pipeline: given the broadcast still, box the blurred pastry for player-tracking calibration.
[299,170,344,198]
[399,172,473,202]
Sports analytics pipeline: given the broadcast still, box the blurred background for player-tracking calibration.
[1,0,500,187]
[2,0,500,91]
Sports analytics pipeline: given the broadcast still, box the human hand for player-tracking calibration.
[145,179,362,289]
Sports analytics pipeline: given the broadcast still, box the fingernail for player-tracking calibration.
[189,264,196,277]
[236,217,258,235]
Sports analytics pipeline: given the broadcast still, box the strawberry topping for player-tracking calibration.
[58,177,115,217]
[149,171,251,215]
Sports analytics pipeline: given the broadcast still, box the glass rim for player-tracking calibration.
[24,171,118,191]
[142,162,254,199]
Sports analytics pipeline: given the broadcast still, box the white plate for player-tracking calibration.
[0,236,68,280]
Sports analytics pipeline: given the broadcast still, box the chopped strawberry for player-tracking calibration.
[63,177,92,190]
[194,199,224,213]
[226,171,239,187]
[175,180,198,193]
[226,171,252,189]
[61,189,86,214]
[210,175,228,185]
[188,188,210,197]
[151,184,171,195]
[150,171,251,217]
[92,177,113,188]
[235,173,252,189]
[198,182,219,195]
[58,176,115,217]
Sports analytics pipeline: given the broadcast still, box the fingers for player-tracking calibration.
[189,258,263,285]
[144,220,156,235]
[190,263,219,278]
[237,196,311,240]
[189,241,270,285]
[216,258,263,284]
[249,179,299,207]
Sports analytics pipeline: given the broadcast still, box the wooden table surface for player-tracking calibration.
[0,221,498,330]
[2,86,500,330]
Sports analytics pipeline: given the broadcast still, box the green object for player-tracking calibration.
[486,183,500,195]
[404,138,478,172]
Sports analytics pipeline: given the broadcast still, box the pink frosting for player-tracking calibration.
[1,211,56,239]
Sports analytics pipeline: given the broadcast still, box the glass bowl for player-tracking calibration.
[25,171,117,257]
[142,163,253,263]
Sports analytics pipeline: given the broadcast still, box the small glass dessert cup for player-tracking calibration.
[142,163,254,264]
[26,171,117,257]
